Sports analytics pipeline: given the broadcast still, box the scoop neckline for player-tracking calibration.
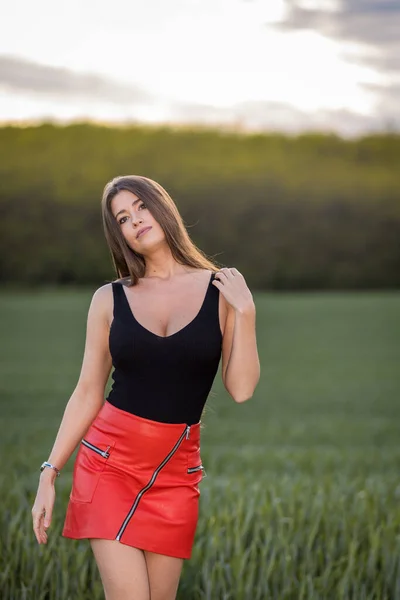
[119,270,214,340]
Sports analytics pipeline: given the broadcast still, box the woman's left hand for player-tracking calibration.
[212,268,255,313]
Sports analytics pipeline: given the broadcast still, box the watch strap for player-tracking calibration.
[40,461,61,477]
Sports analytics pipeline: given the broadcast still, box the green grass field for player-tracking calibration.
[0,289,399,599]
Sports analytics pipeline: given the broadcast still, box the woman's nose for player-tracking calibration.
[131,213,143,227]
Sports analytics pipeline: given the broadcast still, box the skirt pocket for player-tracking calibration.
[70,433,116,503]
[186,448,206,483]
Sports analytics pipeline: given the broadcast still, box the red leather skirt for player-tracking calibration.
[62,400,205,559]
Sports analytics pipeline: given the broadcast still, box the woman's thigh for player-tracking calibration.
[90,539,150,600]
[144,550,184,600]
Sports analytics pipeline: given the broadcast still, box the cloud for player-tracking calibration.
[0,54,154,106]
[169,99,386,137]
[277,0,400,75]
[0,53,396,136]
[273,0,400,130]
[279,0,400,45]
[362,81,400,126]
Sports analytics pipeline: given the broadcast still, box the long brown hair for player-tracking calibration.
[101,175,222,285]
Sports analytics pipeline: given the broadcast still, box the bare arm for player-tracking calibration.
[222,303,260,402]
[40,283,113,482]
[214,268,260,403]
[32,283,113,544]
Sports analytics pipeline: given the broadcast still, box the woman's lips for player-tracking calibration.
[137,226,152,239]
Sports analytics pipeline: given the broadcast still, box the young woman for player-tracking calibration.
[31,175,260,600]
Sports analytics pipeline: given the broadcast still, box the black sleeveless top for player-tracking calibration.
[106,271,223,424]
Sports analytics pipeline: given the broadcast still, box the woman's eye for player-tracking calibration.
[118,204,146,224]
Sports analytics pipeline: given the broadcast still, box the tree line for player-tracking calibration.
[1,122,399,290]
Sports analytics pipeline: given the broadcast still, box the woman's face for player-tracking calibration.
[111,190,166,252]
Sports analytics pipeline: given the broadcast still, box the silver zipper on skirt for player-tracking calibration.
[115,424,191,541]
[81,439,111,459]
[187,465,204,473]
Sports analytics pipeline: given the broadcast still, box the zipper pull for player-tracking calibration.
[186,425,190,440]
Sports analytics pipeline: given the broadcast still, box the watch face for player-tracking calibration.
[40,462,59,475]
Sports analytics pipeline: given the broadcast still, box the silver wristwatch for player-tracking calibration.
[40,461,61,477]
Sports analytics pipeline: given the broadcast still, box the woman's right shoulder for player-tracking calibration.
[87,282,117,325]
[92,278,127,297]
[90,278,130,323]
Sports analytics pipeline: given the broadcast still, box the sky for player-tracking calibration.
[0,0,399,136]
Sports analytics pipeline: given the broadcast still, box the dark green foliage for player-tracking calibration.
[0,123,399,289]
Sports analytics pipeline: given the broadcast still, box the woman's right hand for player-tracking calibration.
[31,470,57,545]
